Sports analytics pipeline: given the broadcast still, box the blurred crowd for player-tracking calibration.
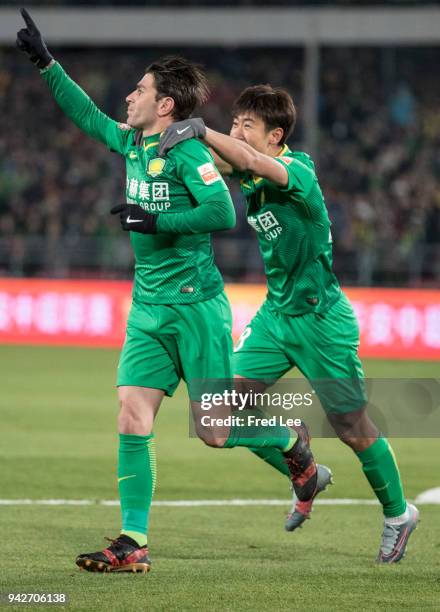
[319,47,440,285]
[0,46,439,285]
[2,1,438,6]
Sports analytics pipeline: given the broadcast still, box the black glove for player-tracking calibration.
[16,8,53,69]
[111,204,158,234]
[159,118,206,157]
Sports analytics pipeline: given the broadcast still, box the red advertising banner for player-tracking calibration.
[0,278,439,360]
[0,278,132,348]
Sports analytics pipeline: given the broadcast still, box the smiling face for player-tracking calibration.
[230,85,296,156]
[125,72,174,132]
[230,112,284,156]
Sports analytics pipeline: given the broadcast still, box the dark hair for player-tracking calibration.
[232,85,297,145]
[145,56,209,121]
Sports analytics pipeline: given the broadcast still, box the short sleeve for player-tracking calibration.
[275,156,316,199]
[172,140,230,203]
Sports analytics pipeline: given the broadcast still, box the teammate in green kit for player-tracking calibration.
[160,85,420,563]
[17,10,328,572]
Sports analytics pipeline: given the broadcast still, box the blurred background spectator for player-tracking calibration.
[2,0,439,6]
[0,44,439,285]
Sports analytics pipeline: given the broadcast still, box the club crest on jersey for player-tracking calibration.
[147,158,166,177]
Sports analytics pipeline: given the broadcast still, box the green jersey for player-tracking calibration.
[237,146,340,315]
[42,62,235,305]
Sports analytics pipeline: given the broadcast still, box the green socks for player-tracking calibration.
[246,433,407,521]
[249,447,291,478]
[356,437,406,518]
[223,411,295,452]
[118,433,157,547]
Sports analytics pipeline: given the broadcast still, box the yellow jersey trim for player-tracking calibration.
[144,141,160,151]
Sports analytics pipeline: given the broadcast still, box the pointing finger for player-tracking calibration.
[20,8,39,34]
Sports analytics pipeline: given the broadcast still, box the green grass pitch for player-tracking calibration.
[1,345,439,611]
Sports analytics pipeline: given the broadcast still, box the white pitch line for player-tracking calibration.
[0,496,438,506]
[0,498,373,507]
[148,499,382,507]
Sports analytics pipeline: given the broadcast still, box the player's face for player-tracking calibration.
[125,73,161,129]
[230,113,273,154]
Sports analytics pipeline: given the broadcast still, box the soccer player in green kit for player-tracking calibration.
[160,86,420,563]
[16,10,326,572]
[15,9,237,573]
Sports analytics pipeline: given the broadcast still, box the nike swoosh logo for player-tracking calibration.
[118,475,137,482]
[177,126,191,135]
[126,216,143,224]
[374,482,390,492]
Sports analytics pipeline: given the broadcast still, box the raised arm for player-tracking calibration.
[40,62,128,154]
[210,150,233,177]
[204,127,288,186]
[16,9,128,155]
[159,118,288,186]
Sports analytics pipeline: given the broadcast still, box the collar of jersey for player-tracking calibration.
[142,132,161,151]
[276,144,290,157]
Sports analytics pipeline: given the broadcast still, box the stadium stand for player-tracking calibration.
[0,45,439,284]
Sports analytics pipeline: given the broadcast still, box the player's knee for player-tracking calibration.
[194,424,227,448]
[329,412,378,451]
[118,389,154,435]
[339,434,379,453]
[328,406,379,451]
[338,433,359,449]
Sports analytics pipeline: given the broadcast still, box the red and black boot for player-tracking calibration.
[283,421,318,501]
[76,534,151,574]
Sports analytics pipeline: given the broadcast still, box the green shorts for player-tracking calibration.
[117,291,233,398]
[233,292,367,414]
